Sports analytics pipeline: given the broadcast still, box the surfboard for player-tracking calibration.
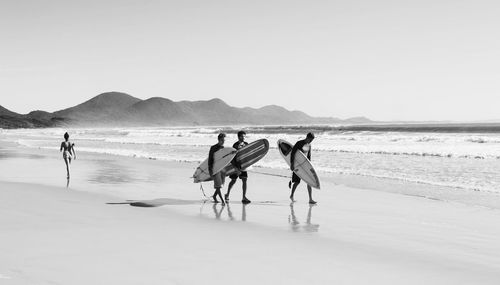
[193,147,237,183]
[277,139,321,189]
[223,139,270,176]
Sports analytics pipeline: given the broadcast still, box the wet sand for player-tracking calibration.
[1,140,500,284]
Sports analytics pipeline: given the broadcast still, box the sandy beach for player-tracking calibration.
[1,140,500,284]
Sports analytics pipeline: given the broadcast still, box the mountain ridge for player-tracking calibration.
[1,92,370,128]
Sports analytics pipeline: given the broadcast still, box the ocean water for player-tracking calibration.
[1,126,499,196]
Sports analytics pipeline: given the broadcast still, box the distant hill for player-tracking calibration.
[0,92,372,128]
[0,105,66,128]
[0,105,21,117]
[53,92,142,123]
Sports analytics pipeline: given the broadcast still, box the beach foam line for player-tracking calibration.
[312,148,498,160]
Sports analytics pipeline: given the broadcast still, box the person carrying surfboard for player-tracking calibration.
[209,133,227,205]
[225,130,251,204]
[289,132,316,204]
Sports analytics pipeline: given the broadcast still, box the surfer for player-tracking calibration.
[60,132,76,179]
[209,133,227,205]
[289,132,316,204]
[225,131,251,204]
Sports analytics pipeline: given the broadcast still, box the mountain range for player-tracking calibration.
[0,92,371,128]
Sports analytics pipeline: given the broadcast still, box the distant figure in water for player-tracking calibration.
[209,133,226,205]
[289,132,316,204]
[225,130,251,204]
[60,132,76,179]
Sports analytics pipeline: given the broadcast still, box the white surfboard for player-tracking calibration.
[193,147,237,183]
[277,139,321,189]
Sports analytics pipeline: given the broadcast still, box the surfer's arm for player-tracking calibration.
[208,147,215,175]
[230,158,241,171]
[307,149,311,160]
[59,142,64,152]
[290,142,301,170]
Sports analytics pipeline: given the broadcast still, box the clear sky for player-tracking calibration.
[1,0,499,121]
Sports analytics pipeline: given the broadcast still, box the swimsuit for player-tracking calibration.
[63,150,71,159]
[62,142,73,160]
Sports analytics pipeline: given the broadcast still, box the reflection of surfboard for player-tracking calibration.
[224,139,270,176]
[277,139,320,189]
[193,147,237,183]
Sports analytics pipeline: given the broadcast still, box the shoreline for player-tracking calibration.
[2,138,499,210]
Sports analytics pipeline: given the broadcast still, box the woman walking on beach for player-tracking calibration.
[60,132,76,179]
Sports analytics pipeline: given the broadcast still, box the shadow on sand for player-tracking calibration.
[108,198,280,208]
[107,198,205,207]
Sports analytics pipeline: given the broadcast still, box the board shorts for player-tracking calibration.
[230,171,248,180]
[213,172,225,188]
[292,172,301,184]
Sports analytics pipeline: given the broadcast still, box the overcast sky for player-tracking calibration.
[1,0,499,121]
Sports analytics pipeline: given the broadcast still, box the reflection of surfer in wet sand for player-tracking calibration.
[212,203,224,220]
[289,132,316,204]
[225,203,248,222]
[60,132,76,179]
[288,203,319,233]
[242,203,247,222]
[288,203,300,232]
[226,203,234,221]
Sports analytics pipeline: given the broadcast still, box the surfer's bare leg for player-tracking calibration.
[219,174,226,205]
[217,188,225,205]
[241,178,250,203]
[213,172,226,204]
[290,173,301,202]
[290,182,299,202]
[213,187,225,205]
[308,185,316,204]
[225,178,237,200]
[219,188,226,205]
